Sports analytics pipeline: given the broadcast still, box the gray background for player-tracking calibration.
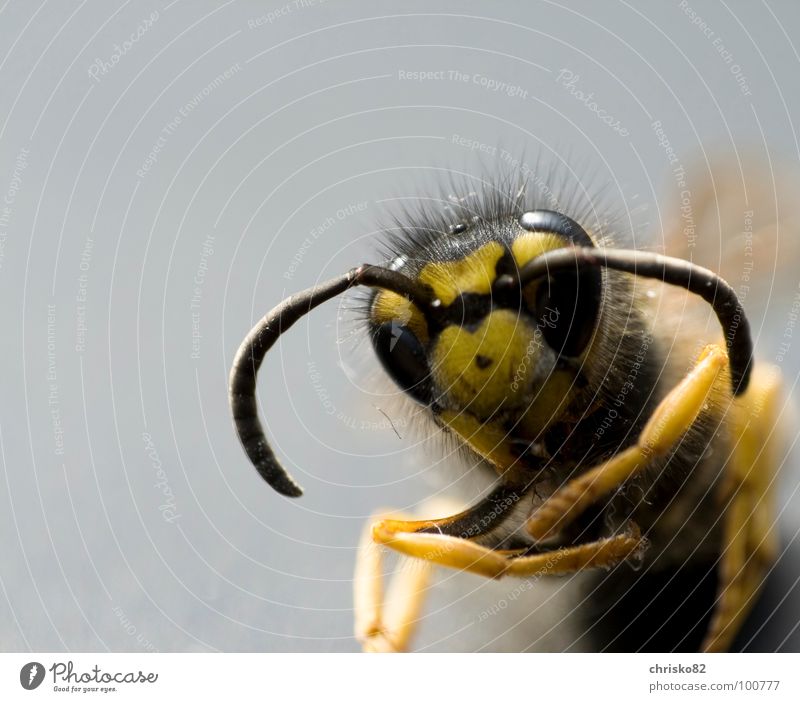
[1,0,799,652]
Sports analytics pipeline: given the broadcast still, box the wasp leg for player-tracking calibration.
[525,344,729,541]
[355,498,645,652]
[373,517,644,578]
[503,523,644,577]
[354,508,434,653]
[354,487,523,652]
[702,364,782,652]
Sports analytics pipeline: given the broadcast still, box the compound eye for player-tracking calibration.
[532,266,601,357]
[518,210,601,357]
[372,322,433,405]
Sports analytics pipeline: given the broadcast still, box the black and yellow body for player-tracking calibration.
[229,179,781,653]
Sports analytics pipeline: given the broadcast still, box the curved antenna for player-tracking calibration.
[229,265,434,497]
[512,247,752,395]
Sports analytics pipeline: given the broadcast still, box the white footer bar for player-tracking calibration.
[1,653,796,700]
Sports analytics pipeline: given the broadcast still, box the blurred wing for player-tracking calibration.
[660,150,800,349]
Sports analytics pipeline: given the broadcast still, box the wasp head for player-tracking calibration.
[368,211,603,476]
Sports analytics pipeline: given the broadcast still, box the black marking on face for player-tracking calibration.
[475,354,493,369]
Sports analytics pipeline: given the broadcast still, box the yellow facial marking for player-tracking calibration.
[431,309,537,417]
[371,291,428,343]
[418,241,504,305]
[511,232,566,267]
[439,410,519,470]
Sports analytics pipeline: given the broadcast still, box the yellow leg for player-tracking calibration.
[355,490,503,654]
[372,515,644,579]
[526,344,728,541]
[353,487,530,652]
[503,524,643,577]
[354,509,434,653]
[355,497,645,652]
[702,364,783,652]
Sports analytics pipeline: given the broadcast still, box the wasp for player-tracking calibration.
[229,174,783,652]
